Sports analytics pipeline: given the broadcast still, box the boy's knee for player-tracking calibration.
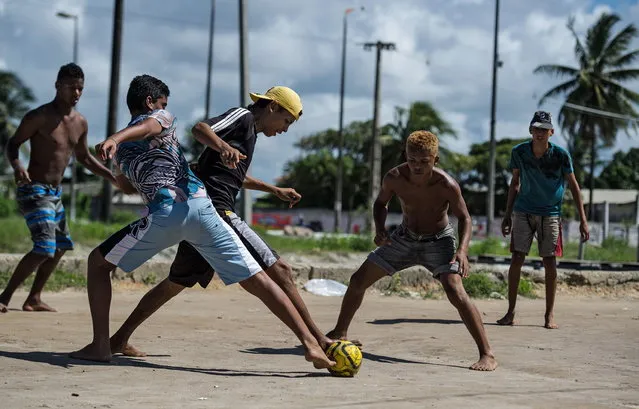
[268,260,295,288]
[348,271,369,292]
[441,277,469,306]
[88,248,114,272]
[512,252,526,265]
[239,271,269,294]
[28,251,51,263]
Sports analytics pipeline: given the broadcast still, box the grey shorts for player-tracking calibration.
[510,212,563,257]
[169,210,279,288]
[367,224,460,278]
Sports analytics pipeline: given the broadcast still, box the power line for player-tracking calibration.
[563,102,639,123]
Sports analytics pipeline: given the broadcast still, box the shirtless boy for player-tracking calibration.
[1,63,117,313]
[326,130,498,371]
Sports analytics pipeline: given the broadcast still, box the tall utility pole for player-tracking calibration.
[363,41,395,233]
[56,11,79,222]
[100,0,124,221]
[334,6,363,234]
[486,0,501,237]
[204,0,216,119]
[238,0,252,224]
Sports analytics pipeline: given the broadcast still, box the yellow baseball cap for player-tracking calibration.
[249,86,303,120]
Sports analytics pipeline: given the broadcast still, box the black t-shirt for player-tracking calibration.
[196,107,257,211]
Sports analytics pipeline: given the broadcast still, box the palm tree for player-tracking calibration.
[0,70,35,172]
[534,13,639,220]
[383,101,457,172]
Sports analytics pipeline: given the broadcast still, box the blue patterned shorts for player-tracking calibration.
[17,183,73,257]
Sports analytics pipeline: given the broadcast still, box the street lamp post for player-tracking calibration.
[334,6,363,233]
[56,11,79,222]
[204,0,216,120]
[486,0,501,237]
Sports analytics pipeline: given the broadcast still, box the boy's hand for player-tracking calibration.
[501,214,512,236]
[13,166,31,185]
[274,187,302,208]
[450,250,470,278]
[96,139,118,161]
[580,221,590,242]
[374,230,392,247]
[220,144,247,169]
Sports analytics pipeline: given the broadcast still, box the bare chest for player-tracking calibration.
[33,117,83,151]
[396,183,449,213]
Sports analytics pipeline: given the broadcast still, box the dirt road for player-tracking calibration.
[1,287,638,409]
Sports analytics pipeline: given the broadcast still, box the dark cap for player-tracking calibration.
[530,111,553,130]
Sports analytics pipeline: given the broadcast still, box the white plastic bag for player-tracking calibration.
[303,279,348,297]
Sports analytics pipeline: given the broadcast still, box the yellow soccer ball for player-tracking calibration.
[326,340,363,377]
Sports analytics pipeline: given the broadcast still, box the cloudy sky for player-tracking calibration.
[1,0,638,186]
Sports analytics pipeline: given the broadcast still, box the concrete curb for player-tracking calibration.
[2,253,638,289]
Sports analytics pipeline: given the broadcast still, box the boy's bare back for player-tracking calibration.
[20,102,87,186]
[386,163,461,235]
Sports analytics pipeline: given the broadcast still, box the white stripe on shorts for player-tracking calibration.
[218,215,263,275]
[104,214,154,267]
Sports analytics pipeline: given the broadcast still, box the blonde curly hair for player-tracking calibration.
[406,130,439,153]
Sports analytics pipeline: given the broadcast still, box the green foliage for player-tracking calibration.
[534,13,639,187]
[462,273,497,298]
[468,237,506,256]
[463,271,535,299]
[0,70,36,171]
[382,273,412,297]
[0,196,17,217]
[258,101,459,212]
[110,210,139,225]
[596,148,639,189]
[516,277,535,298]
[0,269,86,291]
[180,119,204,162]
[68,219,128,247]
[249,225,374,253]
[316,235,375,252]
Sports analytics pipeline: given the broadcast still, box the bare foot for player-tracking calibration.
[496,312,515,326]
[23,299,57,312]
[325,329,363,348]
[110,340,147,357]
[304,345,336,369]
[69,342,112,363]
[318,334,335,351]
[544,314,559,329]
[469,354,498,371]
[0,302,7,313]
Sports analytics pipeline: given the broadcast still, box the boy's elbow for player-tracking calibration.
[192,122,207,135]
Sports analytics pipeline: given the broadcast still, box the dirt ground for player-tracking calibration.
[1,287,638,409]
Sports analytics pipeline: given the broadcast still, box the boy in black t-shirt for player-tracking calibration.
[109,87,337,358]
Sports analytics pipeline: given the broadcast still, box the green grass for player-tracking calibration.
[467,236,636,262]
[463,271,536,299]
[251,225,375,253]
[0,269,87,292]
[1,214,635,263]
[0,215,135,253]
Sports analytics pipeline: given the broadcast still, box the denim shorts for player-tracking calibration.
[368,224,460,278]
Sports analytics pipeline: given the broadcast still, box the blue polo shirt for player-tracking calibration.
[509,141,573,216]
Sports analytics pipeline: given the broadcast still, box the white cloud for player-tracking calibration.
[1,0,637,186]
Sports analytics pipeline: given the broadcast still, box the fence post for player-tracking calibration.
[603,201,609,241]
